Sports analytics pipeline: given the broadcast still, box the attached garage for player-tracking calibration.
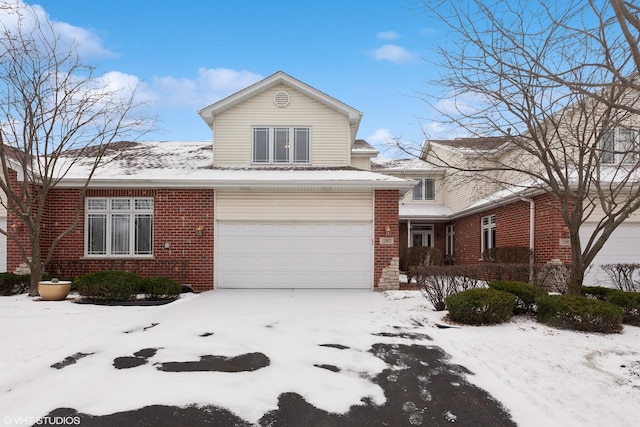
[215,190,375,289]
[580,222,640,286]
[216,222,372,288]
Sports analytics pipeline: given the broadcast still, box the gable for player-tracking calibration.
[211,83,356,167]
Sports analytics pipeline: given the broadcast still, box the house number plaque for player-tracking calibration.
[379,237,394,245]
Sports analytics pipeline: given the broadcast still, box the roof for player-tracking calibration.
[352,139,378,154]
[399,203,453,220]
[428,136,511,151]
[198,71,362,128]
[371,157,441,172]
[54,141,413,191]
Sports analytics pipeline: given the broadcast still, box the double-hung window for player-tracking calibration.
[481,214,496,253]
[600,127,640,165]
[86,197,154,256]
[253,126,310,164]
[412,178,436,200]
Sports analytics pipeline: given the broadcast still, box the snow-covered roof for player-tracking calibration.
[371,158,441,172]
[54,141,413,191]
[352,139,378,154]
[399,203,453,220]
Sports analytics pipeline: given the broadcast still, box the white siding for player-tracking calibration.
[213,84,351,167]
[215,191,373,221]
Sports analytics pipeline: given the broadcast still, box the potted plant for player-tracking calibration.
[38,278,72,301]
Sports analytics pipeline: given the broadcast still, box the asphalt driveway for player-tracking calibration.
[2,290,514,426]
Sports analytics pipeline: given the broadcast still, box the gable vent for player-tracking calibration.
[274,90,290,108]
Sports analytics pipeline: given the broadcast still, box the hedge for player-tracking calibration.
[75,271,143,302]
[488,280,547,314]
[141,277,182,301]
[536,294,624,333]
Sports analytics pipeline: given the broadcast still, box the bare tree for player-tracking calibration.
[0,4,149,295]
[403,0,640,295]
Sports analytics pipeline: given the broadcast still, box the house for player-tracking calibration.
[5,71,413,291]
[373,131,640,286]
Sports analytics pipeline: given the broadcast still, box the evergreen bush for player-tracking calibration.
[489,280,547,314]
[141,277,182,300]
[445,288,516,325]
[536,294,624,333]
[75,271,142,302]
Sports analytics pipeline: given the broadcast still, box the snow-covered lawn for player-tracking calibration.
[0,290,638,426]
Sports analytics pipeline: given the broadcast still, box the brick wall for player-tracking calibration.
[452,193,570,265]
[43,187,215,292]
[374,189,400,288]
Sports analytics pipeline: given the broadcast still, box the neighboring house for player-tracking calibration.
[5,71,412,291]
[373,132,640,286]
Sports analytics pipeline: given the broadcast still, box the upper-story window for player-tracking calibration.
[412,178,435,200]
[253,126,310,164]
[600,128,640,165]
[86,197,154,256]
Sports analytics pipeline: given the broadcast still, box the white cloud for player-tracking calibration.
[367,128,396,146]
[0,1,115,60]
[376,31,399,40]
[371,44,417,64]
[146,68,263,109]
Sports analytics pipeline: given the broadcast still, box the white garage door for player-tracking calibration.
[580,222,640,286]
[216,222,373,289]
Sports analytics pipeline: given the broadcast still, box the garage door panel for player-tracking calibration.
[580,223,640,286]
[217,222,372,289]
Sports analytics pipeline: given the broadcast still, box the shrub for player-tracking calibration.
[536,294,624,333]
[445,288,516,325]
[0,273,30,296]
[75,271,143,302]
[402,246,443,283]
[411,265,484,311]
[495,247,532,264]
[600,263,640,292]
[605,291,640,326]
[141,277,182,300]
[489,280,547,314]
[535,262,570,294]
[581,286,617,301]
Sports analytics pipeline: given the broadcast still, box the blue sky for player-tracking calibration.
[28,0,447,154]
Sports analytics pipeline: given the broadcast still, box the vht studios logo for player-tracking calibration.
[4,416,81,425]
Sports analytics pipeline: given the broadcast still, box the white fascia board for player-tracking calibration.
[198,71,362,126]
[54,178,415,192]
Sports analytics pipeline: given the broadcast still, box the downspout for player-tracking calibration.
[520,197,535,283]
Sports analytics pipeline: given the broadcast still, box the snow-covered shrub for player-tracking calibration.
[488,280,547,314]
[445,288,516,325]
[536,294,624,333]
[581,286,616,301]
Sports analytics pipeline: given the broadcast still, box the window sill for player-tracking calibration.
[82,255,155,260]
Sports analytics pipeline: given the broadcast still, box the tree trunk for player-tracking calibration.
[28,257,44,297]
[567,249,584,296]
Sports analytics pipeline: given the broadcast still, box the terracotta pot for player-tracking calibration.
[38,281,72,301]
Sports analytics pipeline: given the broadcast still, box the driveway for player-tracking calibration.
[0,290,514,426]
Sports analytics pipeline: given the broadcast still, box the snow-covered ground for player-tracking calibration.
[0,290,638,426]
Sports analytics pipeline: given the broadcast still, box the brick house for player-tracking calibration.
[373,132,640,286]
[5,72,413,291]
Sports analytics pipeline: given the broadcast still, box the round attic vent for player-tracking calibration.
[274,90,290,108]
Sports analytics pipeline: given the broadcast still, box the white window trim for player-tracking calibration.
[85,197,154,257]
[252,126,311,164]
[601,127,640,165]
[481,214,496,254]
[412,178,436,201]
[446,224,455,257]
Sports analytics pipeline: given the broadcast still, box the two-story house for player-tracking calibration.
[6,71,413,291]
[373,131,640,286]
